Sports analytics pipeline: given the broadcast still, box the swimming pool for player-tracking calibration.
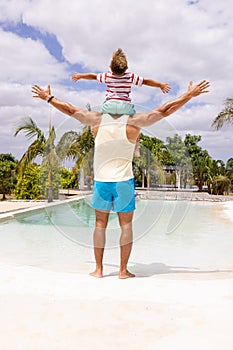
[0,199,233,274]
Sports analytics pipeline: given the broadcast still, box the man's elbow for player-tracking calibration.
[153,107,167,118]
[66,104,78,116]
[142,111,164,126]
[71,110,87,122]
[160,111,169,118]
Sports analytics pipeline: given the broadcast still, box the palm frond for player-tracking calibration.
[212,98,233,130]
[16,139,45,175]
[14,117,45,140]
[56,131,81,160]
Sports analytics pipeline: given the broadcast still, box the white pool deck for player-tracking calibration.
[0,196,233,350]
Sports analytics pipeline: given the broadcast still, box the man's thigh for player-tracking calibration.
[113,179,135,212]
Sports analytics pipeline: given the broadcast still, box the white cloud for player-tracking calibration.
[0,82,106,159]
[168,104,216,132]
[0,0,31,22]
[199,130,233,162]
[0,29,68,84]
[0,0,232,162]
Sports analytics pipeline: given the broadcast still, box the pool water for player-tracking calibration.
[0,199,233,273]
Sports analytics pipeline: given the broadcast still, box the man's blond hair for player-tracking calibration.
[110,48,128,75]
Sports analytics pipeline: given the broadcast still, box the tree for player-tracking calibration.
[0,154,17,200]
[75,126,95,185]
[226,158,233,191]
[184,134,212,191]
[212,175,231,195]
[211,99,233,194]
[165,134,192,189]
[133,134,166,188]
[43,124,60,201]
[56,126,95,189]
[226,158,233,178]
[14,164,42,200]
[211,159,226,176]
[0,154,17,162]
[61,167,78,189]
[39,153,61,200]
[212,98,233,130]
[14,118,46,176]
[14,118,61,202]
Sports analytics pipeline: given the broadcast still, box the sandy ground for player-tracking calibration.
[221,200,233,223]
[0,264,233,350]
[0,199,233,349]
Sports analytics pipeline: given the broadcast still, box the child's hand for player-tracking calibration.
[160,83,171,94]
[72,73,82,82]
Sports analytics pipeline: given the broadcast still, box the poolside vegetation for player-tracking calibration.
[1,99,233,201]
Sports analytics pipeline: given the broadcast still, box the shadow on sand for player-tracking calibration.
[87,261,233,278]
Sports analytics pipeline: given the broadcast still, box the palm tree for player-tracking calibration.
[15,116,95,200]
[212,175,231,195]
[212,98,233,130]
[14,117,46,176]
[14,117,59,202]
[57,127,94,189]
[226,158,233,192]
[191,149,212,192]
[134,134,159,188]
[133,133,177,188]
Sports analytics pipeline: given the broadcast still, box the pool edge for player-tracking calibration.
[0,195,89,223]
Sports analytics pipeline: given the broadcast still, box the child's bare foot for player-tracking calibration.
[89,269,103,278]
[119,270,135,279]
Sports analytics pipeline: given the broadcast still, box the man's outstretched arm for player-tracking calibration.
[131,80,210,127]
[156,80,210,116]
[31,84,100,126]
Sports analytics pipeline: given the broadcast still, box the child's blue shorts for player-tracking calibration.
[101,101,136,115]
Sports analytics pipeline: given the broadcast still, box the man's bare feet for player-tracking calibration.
[89,269,103,278]
[118,270,135,279]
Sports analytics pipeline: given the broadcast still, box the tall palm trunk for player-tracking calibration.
[47,156,53,202]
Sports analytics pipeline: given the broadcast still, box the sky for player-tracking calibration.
[0,0,232,163]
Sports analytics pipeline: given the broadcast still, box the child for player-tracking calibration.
[72,48,170,156]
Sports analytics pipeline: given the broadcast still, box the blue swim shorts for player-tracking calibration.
[101,101,136,115]
[91,178,136,212]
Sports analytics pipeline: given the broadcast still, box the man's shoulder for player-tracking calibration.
[127,111,162,127]
[127,113,146,126]
[72,110,102,126]
[88,111,102,122]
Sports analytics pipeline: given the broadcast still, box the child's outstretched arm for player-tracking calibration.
[72,72,97,82]
[143,78,170,94]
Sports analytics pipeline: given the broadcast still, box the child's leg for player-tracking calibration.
[101,101,136,115]
[101,101,118,114]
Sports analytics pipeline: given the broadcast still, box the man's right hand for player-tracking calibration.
[188,80,210,97]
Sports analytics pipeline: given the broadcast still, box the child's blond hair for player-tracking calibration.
[110,48,128,75]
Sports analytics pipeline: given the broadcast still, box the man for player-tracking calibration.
[32,79,210,279]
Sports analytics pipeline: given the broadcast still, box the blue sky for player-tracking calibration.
[0,0,232,162]
[2,21,65,61]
